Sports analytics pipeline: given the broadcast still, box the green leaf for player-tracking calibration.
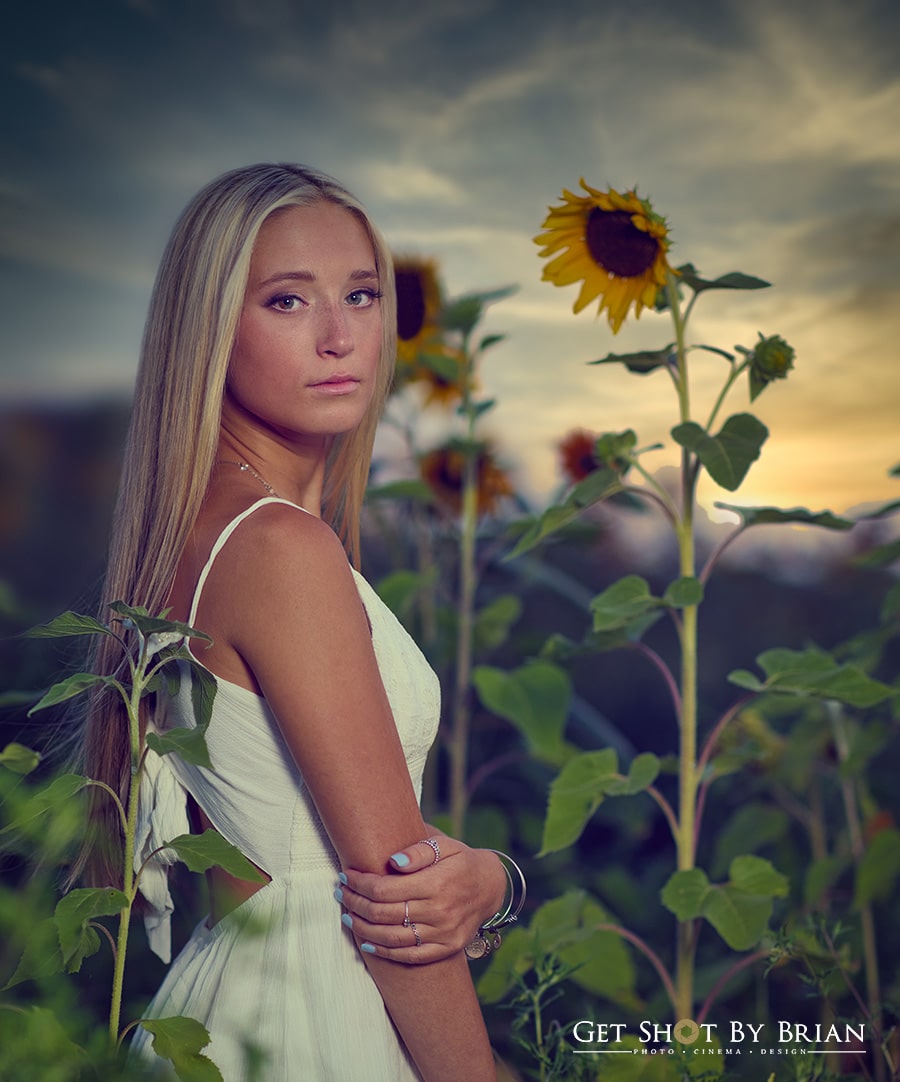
[661,868,709,920]
[477,890,637,1009]
[163,830,267,882]
[472,594,522,654]
[804,855,846,908]
[146,727,213,771]
[715,503,854,530]
[506,467,622,559]
[591,576,662,638]
[54,887,129,971]
[729,854,789,897]
[711,803,789,877]
[366,479,433,503]
[540,749,620,854]
[722,666,765,692]
[473,661,571,765]
[0,773,90,836]
[854,827,900,906]
[0,743,41,776]
[23,611,114,639]
[2,918,64,989]
[672,413,769,491]
[589,346,674,375]
[532,891,637,1003]
[27,672,114,715]
[678,266,771,293]
[702,884,773,951]
[625,753,661,793]
[756,647,895,708]
[108,601,212,644]
[186,659,218,733]
[663,577,704,607]
[139,1016,224,1082]
[479,333,506,352]
[374,569,435,618]
[440,285,516,335]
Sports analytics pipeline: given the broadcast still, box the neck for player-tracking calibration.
[215,430,326,517]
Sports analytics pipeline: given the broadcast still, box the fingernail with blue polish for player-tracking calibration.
[333,888,344,903]
[360,942,376,954]
[338,872,348,885]
[390,852,410,868]
[341,913,353,929]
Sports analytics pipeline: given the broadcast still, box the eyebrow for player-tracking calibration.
[256,268,379,288]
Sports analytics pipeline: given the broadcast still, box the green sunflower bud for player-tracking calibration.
[748,333,795,401]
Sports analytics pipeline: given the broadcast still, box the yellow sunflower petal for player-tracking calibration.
[536,181,672,331]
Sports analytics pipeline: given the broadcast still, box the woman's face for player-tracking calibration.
[226,201,383,445]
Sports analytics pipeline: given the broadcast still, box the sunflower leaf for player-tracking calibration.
[162,830,267,881]
[366,479,433,503]
[28,673,116,716]
[0,742,42,776]
[23,611,114,639]
[715,503,854,531]
[589,346,674,375]
[678,266,771,294]
[672,414,769,491]
[505,468,622,559]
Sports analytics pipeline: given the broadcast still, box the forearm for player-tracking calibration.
[363,951,496,1081]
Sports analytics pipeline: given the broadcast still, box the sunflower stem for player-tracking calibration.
[449,337,479,839]
[667,269,700,1022]
[109,651,146,1044]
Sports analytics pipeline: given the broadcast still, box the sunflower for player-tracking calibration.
[535,180,672,333]
[559,429,600,484]
[420,441,514,516]
[393,255,443,366]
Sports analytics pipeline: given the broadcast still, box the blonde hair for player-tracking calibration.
[79,164,397,887]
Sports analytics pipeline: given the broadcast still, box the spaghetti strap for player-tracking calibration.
[187,496,312,626]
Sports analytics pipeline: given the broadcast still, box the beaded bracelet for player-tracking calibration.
[464,849,527,961]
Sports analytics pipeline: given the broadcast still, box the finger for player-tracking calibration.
[340,910,433,949]
[336,883,407,926]
[356,936,457,966]
[338,870,430,907]
[388,837,444,873]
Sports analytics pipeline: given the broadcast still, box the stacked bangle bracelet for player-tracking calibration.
[464,849,527,961]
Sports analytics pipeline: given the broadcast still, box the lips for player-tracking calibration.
[309,374,361,394]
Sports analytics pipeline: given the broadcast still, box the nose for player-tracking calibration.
[316,302,352,359]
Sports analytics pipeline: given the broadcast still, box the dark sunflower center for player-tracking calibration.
[585,208,657,278]
[395,270,426,340]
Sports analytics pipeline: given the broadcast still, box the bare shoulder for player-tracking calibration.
[211,501,362,628]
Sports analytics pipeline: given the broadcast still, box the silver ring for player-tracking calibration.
[410,921,422,947]
[403,900,410,928]
[420,837,440,865]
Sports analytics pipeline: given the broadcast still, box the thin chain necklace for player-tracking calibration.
[216,459,281,498]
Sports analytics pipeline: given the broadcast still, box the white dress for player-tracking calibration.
[129,498,439,1080]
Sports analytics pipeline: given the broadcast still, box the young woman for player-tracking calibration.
[82,164,510,1080]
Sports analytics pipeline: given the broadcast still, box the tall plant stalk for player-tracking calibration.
[449,333,479,839]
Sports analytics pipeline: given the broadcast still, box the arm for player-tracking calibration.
[221,506,496,1081]
[337,835,510,962]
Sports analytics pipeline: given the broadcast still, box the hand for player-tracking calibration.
[336,832,508,964]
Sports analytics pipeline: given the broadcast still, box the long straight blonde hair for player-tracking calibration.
[79,164,397,887]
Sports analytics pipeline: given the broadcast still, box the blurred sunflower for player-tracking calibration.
[420,442,514,516]
[535,181,672,333]
[559,429,600,484]
[393,256,443,365]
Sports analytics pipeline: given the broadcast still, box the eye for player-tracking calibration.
[267,293,305,312]
[346,288,382,309]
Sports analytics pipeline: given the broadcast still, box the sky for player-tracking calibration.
[2,0,899,520]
